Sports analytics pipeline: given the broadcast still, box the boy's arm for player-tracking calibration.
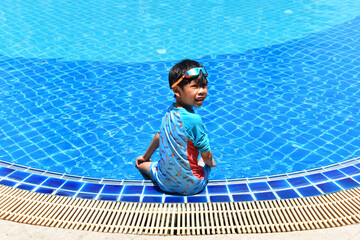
[143,132,160,160]
[200,151,216,167]
[136,132,160,168]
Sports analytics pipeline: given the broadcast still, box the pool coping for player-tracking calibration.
[0,157,360,203]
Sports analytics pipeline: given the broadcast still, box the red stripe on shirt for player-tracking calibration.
[186,139,205,179]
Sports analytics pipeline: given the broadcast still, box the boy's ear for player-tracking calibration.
[172,86,181,98]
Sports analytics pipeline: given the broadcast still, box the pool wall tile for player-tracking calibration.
[287,177,311,187]
[144,186,163,195]
[297,186,322,197]
[254,192,277,201]
[0,179,17,187]
[55,190,77,197]
[0,167,15,177]
[120,195,140,202]
[232,194,254,202]
[306,173,328,183]
[25,175,48,185]
[340,166,360,175]
[207,185,228,194]
[336,178,360,189]
[210,195,231,202]
[122,185,143,195]
[98,195,118,201]
[61,181,84,191]
[17,183,36,191]
[42,178,66,188]
[317,182,342,194]
[228,184,249,193]
[81,183,104,193]
[36,187,56,194]
[187,196,208,203]
[276,189,300,199]
[323,170,346,180]
[76,192,97,200]
[7,171,30,181]
[268,180,291,190]
[248,182,271,192]
[101,185,123,194]
[142,196,162,203]
[164,196,185,203]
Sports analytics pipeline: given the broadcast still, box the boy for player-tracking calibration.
[135,59,216,195]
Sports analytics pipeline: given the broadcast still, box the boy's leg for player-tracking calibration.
[137,161,153,180]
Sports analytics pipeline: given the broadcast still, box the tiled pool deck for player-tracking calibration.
[1,157,360,203]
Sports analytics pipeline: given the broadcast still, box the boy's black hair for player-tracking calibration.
[169,59,208,89]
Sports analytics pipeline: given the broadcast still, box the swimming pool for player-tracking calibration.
[0,0,360,182]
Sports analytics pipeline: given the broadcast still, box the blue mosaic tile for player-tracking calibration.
[144,185,163,195]
[276,189,300,199]
[17,183,36,191]
[210,195,231,202]
[61,181,84,191]
[164,196,185,203]
[195,187,207,195]
[336,178,360,189]
[317,182,342,194]
[25,175,47,185]
[142,196,162,203]
[120,195,141,202]
[268,180,291,190]
[340,166,360,176]
[76,193,97,200]
[228,184,249,193]
[353,175,360,183]
[248,182,271,192]
[207,185,228,194]
[297,186,322,197]
[232,194,254,202]
[306,173,328,184]
[42,178,66,188]
[7,171,30,181]
[55,190,76,197]
[254,192,277,201]
[122,185,143,195]
[187,196,208,203]
[36,187,56,194]
[0,179,16,187]
[81,183,103,193]
[287,177,311,187]
[98,195,118,201]
[0,167,15,177]
[323,170,346,180]
[101,185,123,194]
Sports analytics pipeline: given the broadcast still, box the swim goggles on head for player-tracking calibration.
[171,67,208,89]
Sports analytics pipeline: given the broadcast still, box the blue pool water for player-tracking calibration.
[0,0,360,180]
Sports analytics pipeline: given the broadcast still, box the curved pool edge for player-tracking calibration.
[0,156,360,203]
[0,183,359,235]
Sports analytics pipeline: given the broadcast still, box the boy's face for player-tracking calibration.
[174,80,208,109]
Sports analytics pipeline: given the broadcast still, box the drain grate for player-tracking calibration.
[0,185,359,235]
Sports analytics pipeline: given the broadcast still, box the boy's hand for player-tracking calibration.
[198,158,205,167]
[200,151,216,167]
[135,156,151,168]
